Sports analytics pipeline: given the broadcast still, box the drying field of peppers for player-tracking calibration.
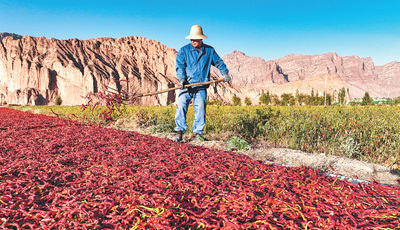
[19,104,400,167]
[1,107,400,229]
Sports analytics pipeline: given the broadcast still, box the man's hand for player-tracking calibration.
[179,78,189,89]
[223,74,232,84]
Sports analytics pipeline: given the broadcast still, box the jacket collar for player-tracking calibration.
[190,43,204,52]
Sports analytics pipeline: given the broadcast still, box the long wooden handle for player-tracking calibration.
[135,78,225,98]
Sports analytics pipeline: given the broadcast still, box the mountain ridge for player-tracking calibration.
[0,33,399,106]
[0,32,23,41]
[217,50,400,99]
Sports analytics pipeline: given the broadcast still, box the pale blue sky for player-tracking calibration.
[1,0,399,65]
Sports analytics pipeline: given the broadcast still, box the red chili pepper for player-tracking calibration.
[1,107,400,228]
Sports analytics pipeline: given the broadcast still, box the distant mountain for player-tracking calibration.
[0,32,23,41]
[216,51,400,99]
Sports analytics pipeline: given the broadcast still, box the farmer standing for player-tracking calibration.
[174,25,231,142]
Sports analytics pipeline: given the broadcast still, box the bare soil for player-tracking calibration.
[111,118,400,186]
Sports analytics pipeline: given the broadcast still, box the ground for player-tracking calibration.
[111,118,400,186]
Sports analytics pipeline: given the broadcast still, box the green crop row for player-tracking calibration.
[10,105,400,168]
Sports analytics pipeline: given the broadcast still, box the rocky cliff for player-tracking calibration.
[0,35,176,105]
[1,34,399,106]
[0,35,238,105]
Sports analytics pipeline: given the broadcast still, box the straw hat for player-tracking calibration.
[185,25,208,39]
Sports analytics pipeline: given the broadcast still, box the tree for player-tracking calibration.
[315,91,324,105]
[295,90,301,105]
[339,87,346,105]
[271,95,280,106]
[296,92,308,106]
[280,93,294,106]
[302,95,311,105]
[315,91,321,105]
[361,92,374,105]
[259,91,270,105]
[310,89,315,105]
[394,97,400,105]
[232,95,241,106]
[289,97,296,106]
[244,97,252,106]
[326,94,332,105]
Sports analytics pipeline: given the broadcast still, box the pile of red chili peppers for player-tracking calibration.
[0,107,399,229]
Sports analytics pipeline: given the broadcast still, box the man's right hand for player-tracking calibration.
[180,79,188,89]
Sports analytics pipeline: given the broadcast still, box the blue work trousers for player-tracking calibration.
[174,88,207,134]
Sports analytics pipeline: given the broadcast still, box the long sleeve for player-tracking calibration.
[176,48,187,81]
[211,50,229,75]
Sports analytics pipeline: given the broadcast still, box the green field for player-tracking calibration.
[10,104,400,169]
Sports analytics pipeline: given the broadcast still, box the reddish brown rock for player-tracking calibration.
[1,34,399,106]
[0,35,237,105]
[221,51,400,99]
[374,61,400,98]
[0,35,178,105]
[215,50,288,87]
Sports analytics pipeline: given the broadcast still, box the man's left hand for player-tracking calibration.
[223,74,232,84]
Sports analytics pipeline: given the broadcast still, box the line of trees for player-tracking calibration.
[358,92,400,105]
[258,88,347,106]
[208,88,400,106]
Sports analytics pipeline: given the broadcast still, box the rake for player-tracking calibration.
[106,78,225,100]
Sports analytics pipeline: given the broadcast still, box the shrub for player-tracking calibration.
[232,95,241,106]
[134,108,158,127]
[207,98,223,106]
[244,97,252,106]
[232,108,274,140]
[227,136,251,151]
[153,105,175,133]
[340,133,361,158]
[55,96,63,105]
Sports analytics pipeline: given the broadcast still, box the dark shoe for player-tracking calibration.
[174,131,183,142]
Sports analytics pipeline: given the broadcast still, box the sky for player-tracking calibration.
[1,0,399,65]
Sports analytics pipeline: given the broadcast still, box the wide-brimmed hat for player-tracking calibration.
[185,25,208,39]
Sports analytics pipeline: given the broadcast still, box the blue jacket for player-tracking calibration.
[176,43,229,88]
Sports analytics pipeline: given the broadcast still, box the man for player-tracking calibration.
[174,25,231,142]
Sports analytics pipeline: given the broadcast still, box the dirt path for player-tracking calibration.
[183,136,400,186]
[111,119,400,186]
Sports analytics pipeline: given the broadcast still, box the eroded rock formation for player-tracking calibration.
[0,33,399,106]
[0,35,179,105]
[0,34,239,106]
